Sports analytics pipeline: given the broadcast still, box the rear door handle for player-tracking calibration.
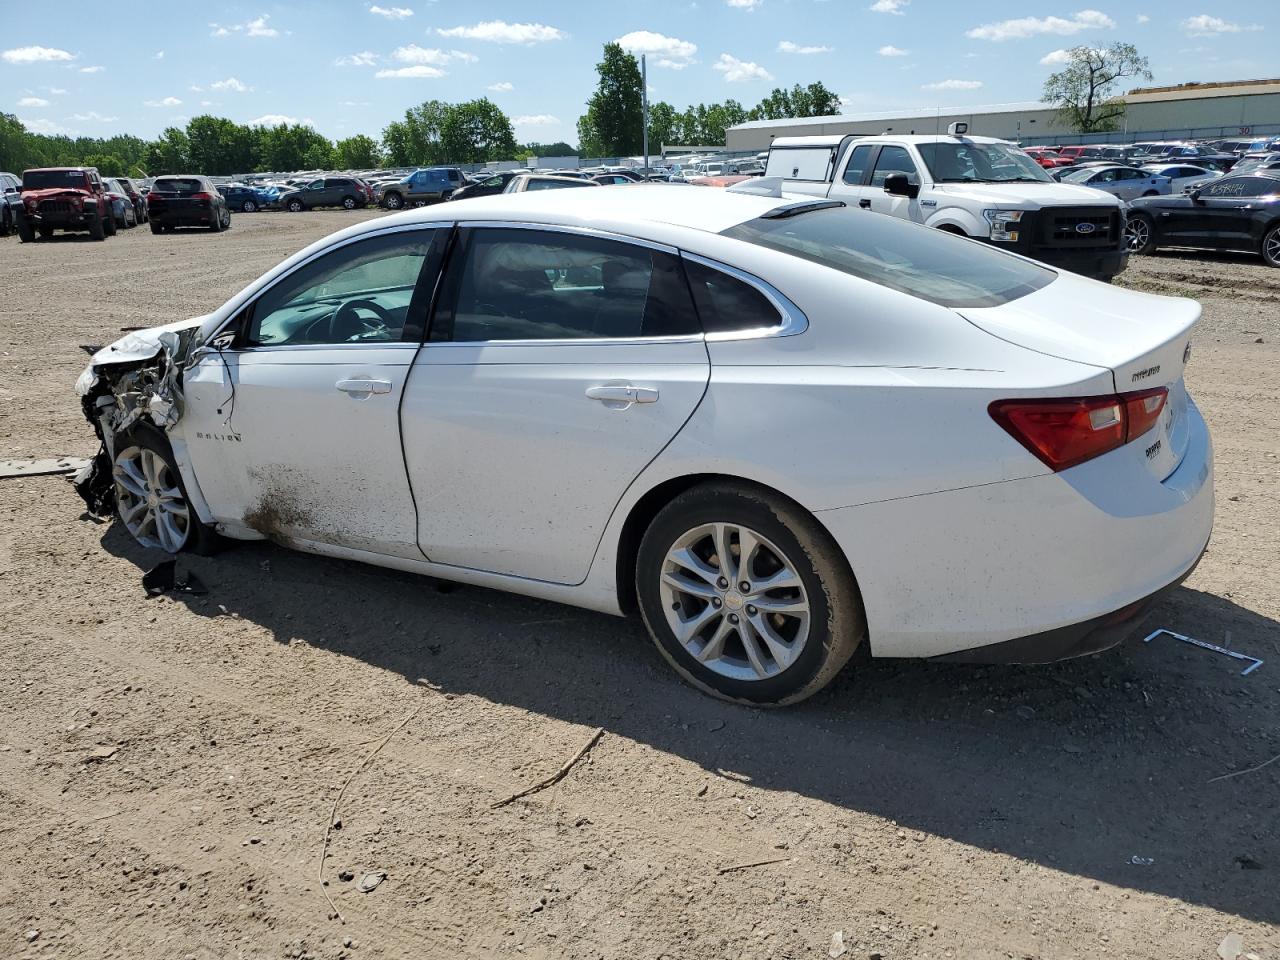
[336,378,392,395]
[585,383,659,406]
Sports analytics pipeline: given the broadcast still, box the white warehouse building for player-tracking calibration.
[724,78,1280,152]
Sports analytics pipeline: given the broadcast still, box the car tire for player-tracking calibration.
[88,211,105,241]
[635,483,865,706]
[221,209,231,230]
[38,225,54,239]
[17,217,35,243]
[382,192,403,210]
[287,199,304,212]
[1126,213,1156,254]
[208,210,222,232]
[1262,224,1280,268]
[0,207,9,236]
[150,222,163,235]
[1142,190,1159,197]
[242,200,257,213]
[112,425,221,556]
[342,195,356,210]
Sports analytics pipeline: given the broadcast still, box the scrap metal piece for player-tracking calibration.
[0,457,92,479]
[1143,629,1264,675]
[72,448,115,516]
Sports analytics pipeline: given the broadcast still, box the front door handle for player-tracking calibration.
[336,378,392,395]
[585,383,659,407]
[858,198,872,209]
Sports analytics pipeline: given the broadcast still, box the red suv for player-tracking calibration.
[16,167,116,242]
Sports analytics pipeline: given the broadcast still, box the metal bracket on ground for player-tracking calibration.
[1143,628,1264,675]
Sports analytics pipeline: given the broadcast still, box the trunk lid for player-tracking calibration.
[960,273,1198,480]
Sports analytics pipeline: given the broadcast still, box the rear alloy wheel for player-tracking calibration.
[382,192,403,210]
[342,195,357,210]
[242,199,257,213]
[1126,213,1156,254]
[637,484,864,705]
[287,198,304,212]
[1262,225,1280,268]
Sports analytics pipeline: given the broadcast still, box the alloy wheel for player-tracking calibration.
[1125,217,1149,252]
[113,445,191,552]
[1265,228,1280,267]
[659,522,811,682]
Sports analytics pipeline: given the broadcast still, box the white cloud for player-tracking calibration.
[878,45,909,56]
[713,53,772,82]
[335,51,379,66]
[1136,15,1150,24]
[514,114,559,125]
[449,50,479,63]
[727,0,762,8]
[2,46,75,64]
[210,14,281,39]
[47,87,67,95]
[18,96,50,107]
[250,114,297,126]
[375,65,446,78]
[1040,48,1072,65]
[779,40,832,54]
[617,31,698,69]
[922,79,983,90]
[967,10,1114,42]
[211,77,252,92]
[145,96,183,107]
[201,100,214,107]
[68,111,118,122]
[1181,15,1262,36]
[188,84,204,92]
[487,81,514,92]
[869,0,908,14]
[369,5,413,18]
[79,65,105,73]
[154,51,165,60]
[22,117,71,134]
[392,44,451,64]
[436,21,565,44]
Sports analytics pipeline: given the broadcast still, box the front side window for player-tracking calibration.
[722,206,1054,309]
[247,230,439,346]
[436,228,698,342]
[841,144,876,186]
[869,146,919,187]
[917,141,1051,184]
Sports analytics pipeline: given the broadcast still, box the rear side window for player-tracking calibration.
[841,144,875,186]
[722,206,1055,309]
[435,228,699,342]
[683,260,784,334]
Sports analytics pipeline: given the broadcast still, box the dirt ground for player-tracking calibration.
[1,211,1277,960]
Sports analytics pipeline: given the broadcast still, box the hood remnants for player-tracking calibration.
[74,319,206,516]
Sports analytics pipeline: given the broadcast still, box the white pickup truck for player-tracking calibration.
[762,128,1128,282]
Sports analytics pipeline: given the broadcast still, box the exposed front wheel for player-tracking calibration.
[1125,214,1156,254]
[112,428,219,555]
[636,484,865,706]
[1263,225,1280,268]
[287,199,304,212]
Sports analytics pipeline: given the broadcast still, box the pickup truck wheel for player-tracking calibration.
[88,213,105,241]
[1262,225,1280,268]
[287,198,304,212]
[342,195,357,210]
[17,217,35,243]
[382,192,403,210]
[1126,213,1156,254]
[241,200,257,213]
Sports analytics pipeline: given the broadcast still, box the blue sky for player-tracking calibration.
[3,2,1274,145]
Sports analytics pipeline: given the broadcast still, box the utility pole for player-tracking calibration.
[641,54,649,170]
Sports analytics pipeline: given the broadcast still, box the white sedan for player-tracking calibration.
[76,187,1214,705]
[1139,163,1222,194]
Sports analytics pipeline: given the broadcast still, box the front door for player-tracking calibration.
[865,145,924,222]
[182,225,447,558]
[401,224,710,584]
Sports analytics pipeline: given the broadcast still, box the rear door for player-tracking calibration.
[401,223,710,584]
[182,225,448,557]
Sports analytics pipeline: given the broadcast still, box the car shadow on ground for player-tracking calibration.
[100,524,1279,925]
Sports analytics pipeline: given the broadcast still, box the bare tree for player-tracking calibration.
[1042,43,1152,134]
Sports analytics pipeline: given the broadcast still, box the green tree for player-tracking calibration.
[646,102,678,151]
[440,99,517,163]
[1042,43,1151,134]
[382,100,449,166]
[0,113,42,170]
[145,126,190,174]
[254,122,335,171]
[577,42,644,156]
[186,115,255,175]
[521,140,577,157]
[82,153,125,177]
[335,134,382,169]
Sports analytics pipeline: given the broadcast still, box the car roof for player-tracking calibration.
[379,183,784,235]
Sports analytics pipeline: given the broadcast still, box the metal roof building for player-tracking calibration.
[724,78,1280,150]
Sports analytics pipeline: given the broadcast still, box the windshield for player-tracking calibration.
[152,178,204,194]
[22,170,89,191]
[722,206,1054,309]
[917,142,1051,183]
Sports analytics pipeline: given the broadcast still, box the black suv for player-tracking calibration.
[147,176,231,233]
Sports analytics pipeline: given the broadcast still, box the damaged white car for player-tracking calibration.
[77,186,1214,705]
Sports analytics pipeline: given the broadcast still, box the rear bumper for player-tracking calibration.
[150,211,212,225]
[819,395,1214,660]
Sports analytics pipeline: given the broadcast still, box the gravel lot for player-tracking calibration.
[1,211,1277,960]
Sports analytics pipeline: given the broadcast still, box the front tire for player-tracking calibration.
[382,192,403,210]
[88,212,105,241]
[112,427,219,555]
[636,483,865,706]
[17,217,35,243]
[1126,213,1156,254]
[287,198,304,212]
[242,199,257,213]
[1262,225,1280,268]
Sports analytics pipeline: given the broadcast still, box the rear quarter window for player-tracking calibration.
[722,206,1055,309]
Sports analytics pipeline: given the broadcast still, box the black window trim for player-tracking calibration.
[680,252,808,341]
[426,220,707,347]
[210,223,452,352]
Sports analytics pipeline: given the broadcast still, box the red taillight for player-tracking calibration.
[989,387,1168,472]
[190,191,213,201]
